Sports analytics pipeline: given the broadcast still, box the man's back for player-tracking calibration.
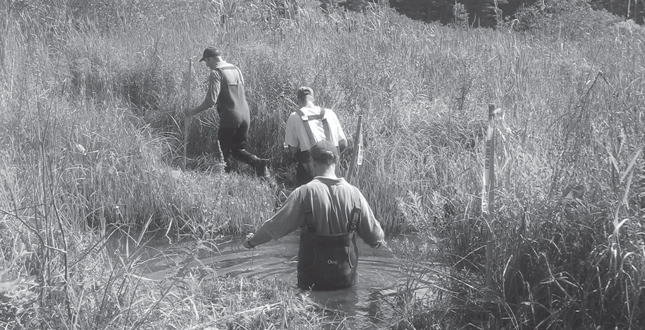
[212,61,250,127]
[285,106,346,152]
[242,140,384,290]
[258,177,384,247]
[301,178,364,235]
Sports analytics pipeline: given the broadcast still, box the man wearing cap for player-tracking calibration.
[284,87,347,185]
[243,140,385,291]
[185,47,269,177]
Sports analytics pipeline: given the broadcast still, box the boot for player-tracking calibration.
[252,157,271,178]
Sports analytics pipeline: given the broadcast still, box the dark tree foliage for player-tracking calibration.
[590,0,644,22]
[426,0,453,24]
[388,0,642,27]
[389,0,538,27]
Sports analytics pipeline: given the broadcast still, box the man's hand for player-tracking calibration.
[370,241,386,249]
[243,233,255,249]
[339,139,347,154]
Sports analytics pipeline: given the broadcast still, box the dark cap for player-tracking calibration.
[199,47,222,62]
[297,86,314,99]
[310,140,338,161]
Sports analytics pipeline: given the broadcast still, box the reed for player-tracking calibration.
[1,0,644,328]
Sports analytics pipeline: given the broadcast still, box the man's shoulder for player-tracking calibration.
[298,106,324,116]
[209,69,222,79]
[324,108,339,117]
[287,108,313,122]
[309,178,356,191]
[302,179,331,192]
[213,61,239,72]
[286,112,301,124]
[215,60,233,67]
[317,107,339,121]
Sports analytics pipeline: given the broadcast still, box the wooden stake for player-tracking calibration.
[183,58,192,170]
[483,104,497,297]
[347,115,363,185]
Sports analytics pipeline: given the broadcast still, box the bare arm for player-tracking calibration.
[356,191,385,248]
[243,188,305,249]
[185,70,220,116]
[186,98,213,116]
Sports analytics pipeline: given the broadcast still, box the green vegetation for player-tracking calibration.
[1,0,644,328]
[393,0,644,28]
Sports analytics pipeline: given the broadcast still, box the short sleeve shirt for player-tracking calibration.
[284,106,347,151]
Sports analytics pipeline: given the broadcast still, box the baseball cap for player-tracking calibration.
[310,140,338,160]
[297,87,314,99]
[199,47,222,62]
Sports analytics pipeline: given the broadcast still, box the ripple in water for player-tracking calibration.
[139,232,423,327]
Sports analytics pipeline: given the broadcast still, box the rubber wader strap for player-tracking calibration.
[305,208,315,233]
[215,66,244,86]
[348,207,360,233]
[322,117,332,142]
[295,108,332,148]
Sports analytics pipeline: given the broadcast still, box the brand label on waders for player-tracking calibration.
[297,207,361,291]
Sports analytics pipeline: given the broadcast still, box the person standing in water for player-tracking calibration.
[243,140,385,290]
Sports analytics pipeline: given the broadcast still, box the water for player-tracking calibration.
[134,232,434,327]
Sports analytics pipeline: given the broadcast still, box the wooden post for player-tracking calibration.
[347,115,363,185]
[483,104,497,295]
[640,144,645,223]
[183,58,192,170]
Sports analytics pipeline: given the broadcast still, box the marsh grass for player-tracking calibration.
[1,0,645,328]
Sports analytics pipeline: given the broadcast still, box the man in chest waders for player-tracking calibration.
[243,140,385,291]
[284,87,347,186]
[185,47,269,177]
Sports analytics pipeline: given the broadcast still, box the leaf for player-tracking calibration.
[613,218,630,234]
[621,169,633,208]
[605,143,620,174]
[0,278,20,294]
[620,149,642,183]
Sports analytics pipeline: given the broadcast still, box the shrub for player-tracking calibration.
[515,0,622,40]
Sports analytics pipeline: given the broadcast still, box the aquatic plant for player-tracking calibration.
[1,0,644,328]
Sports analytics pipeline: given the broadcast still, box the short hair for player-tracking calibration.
[310,140,338,166]
[313,155,336,166]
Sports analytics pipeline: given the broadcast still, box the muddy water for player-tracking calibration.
[136,232,432,327]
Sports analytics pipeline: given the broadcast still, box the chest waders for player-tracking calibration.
[294,107,333,163]
[294,108,338,184]
[297,205,360,291]
[297,107,332,145]
[215,65,250,128]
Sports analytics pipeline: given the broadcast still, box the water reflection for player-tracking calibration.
[137,232,421,327]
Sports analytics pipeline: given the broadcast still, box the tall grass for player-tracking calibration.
[1,0,644,328]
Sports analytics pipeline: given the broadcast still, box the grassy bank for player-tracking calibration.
[1,0,644,328]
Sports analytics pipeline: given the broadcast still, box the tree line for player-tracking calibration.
[383,0,645,27]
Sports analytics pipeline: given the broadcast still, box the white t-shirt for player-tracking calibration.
[284,106,347,151]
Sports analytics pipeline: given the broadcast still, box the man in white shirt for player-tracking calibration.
[284,87,347,185]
